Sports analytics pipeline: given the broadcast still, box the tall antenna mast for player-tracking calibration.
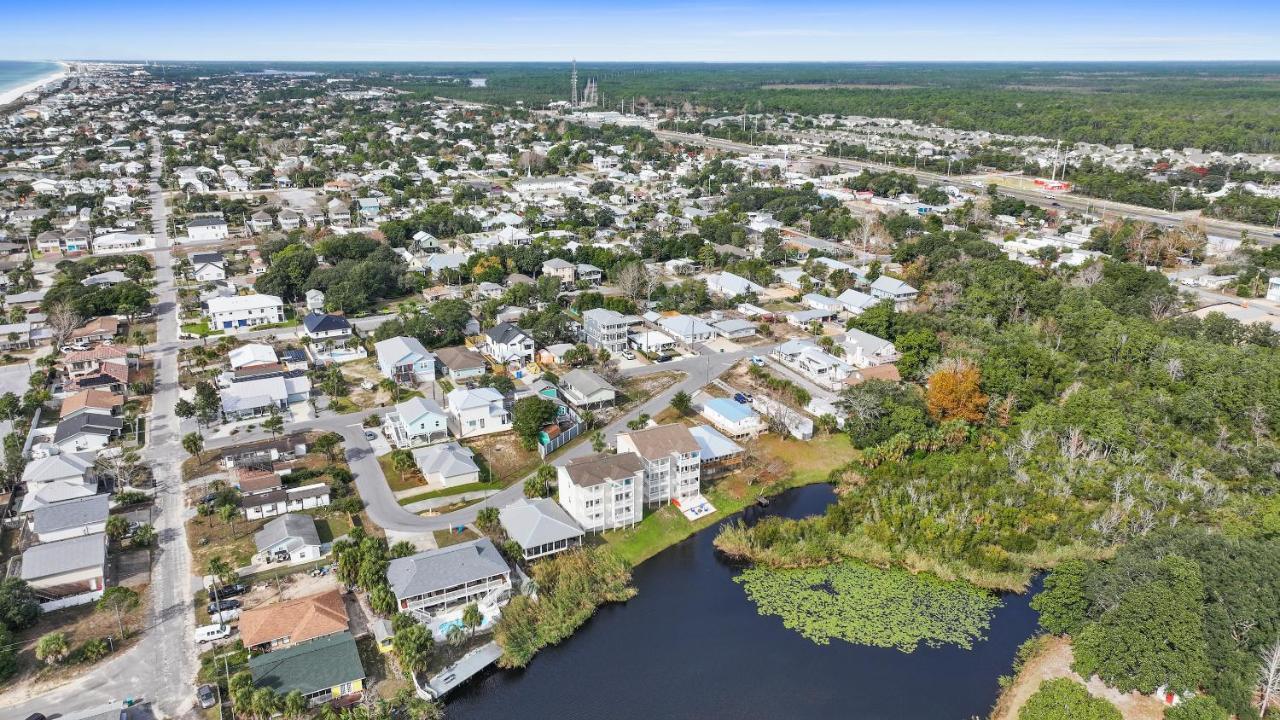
[570,59,578,107]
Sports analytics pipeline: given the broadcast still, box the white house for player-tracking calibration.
[802,293,844,314]
[21,533,107,610]
[710,318,757,339]
[700,397,767,439]
[30,493,109,543]
[20,453,98,515]
[206,294,285,332]
[559,368,617,408]
[412,442,481,488]
[374,336,436,384]
[869,276,919,309]
[499,498,585,561]
[384,396,449,447]
[658,315,715,346]
[190,251,226,282]
[229,343,278,370]
[242,483,331,521]
[774,339,854,388]
[841,328,900,368]
[387,539,512,618]
[705,271,763,298]
[836,288,879,315]
[583,308,631,355]
[481,322,536,366]
[305,289,326,313]
[445,387,511,438]
[541,257,576,286]
[616,423,701,507]
[254,513,322,565]
[187,216,229,242]
[557,451,644,531]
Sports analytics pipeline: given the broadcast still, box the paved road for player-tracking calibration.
[5,138,198,719]
[649,128,1280,246]
[337,343,761,535]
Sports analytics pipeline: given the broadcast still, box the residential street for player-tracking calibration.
[3,140,199,719]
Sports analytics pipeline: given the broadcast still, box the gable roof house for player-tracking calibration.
[20,453,98,514]
[254,513,323,565]
[836,288,879,315]
[481,322,536,366]
[559,368,617,409]
[59,389,123,419]
[384,396,450,448]
[773,339,854,389]
[205,294,285,332]
[499,497,584,561]
[658,314,715,347]
[219,374,312,420]
[434,345,488,383]
[69,316,121,343]
[30,493,110,543]
[20,532,107,609]
[869,276,919,309]
[241,483,331,521]
[248,631,365,707]
[541,257,576,286]
[582,307,632,355]
[190,251,226,282]
[445,387,511,439]
[387,538,512,617]
[374,336,436,384]
[706,271,764,298]
[52,412,124,453]
[841,328,900,368]
[239,589,349,652]
[412,442,481,488]
[302,312,352,343]
[229,343,279,370]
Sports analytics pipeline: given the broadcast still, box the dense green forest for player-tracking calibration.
[169,61,1280,153]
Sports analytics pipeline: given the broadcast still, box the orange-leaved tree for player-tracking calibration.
[925,358,988,423]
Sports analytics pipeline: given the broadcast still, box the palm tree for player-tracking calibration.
[282,690,308,718]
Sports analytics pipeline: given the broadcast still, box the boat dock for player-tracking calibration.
[416,641,503,700]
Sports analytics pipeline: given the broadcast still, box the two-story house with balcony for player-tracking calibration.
[205,294,285,332]
[445,387,511,438]
[387,538,512,617]
[374,336,436,384]
[481,322,536,366]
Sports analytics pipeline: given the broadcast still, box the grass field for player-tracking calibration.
[604,433,859,566]
[397,481,494,506]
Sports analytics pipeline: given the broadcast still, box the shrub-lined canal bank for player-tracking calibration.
[449,483,1042,719]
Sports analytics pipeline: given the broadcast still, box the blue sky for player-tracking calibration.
[5,0,1277,62]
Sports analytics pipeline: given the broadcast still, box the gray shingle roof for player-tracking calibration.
[563,451,644,488]
[499,498,583,550]
[386,537,509,599]
[254,513,320,552]
[31,493,109,534]
[21,532,106,579]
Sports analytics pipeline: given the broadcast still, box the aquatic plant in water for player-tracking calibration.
[734,561,1000,652]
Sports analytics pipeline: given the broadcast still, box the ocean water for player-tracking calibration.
[0,60,60,94]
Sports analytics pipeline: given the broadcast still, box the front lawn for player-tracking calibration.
[181,320,222,338]
[604,433,860,566]
[316,513,353,543]
[397,481,494,506]
[378,453,424,492]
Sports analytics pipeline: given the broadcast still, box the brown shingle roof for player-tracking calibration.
[231,466,282,494]
[62,345,129,363]
[238,589,349,649]
[563,451,644,488]
[620,423,699,460]
[59,389,122,417]
[69,316,119,339]
[845,363,902,385]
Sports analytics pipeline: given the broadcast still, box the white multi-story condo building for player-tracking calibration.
[616,423,701,507]
[205,294,285,332]
[582,307,630,355]
[557,451,644,531]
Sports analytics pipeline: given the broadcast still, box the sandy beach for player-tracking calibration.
[0,61,70,107]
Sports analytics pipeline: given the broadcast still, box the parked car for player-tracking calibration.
[621,349,635,360]
[197,684,217,709]
[733,392,753,404]
[749,356,766,367]
[655,354,673,363]
[207,598,241,614]
[194,624,231,644]
[364,430,378,441]
[216,583,248,597]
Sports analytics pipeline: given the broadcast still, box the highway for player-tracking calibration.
[649,129,1280,245]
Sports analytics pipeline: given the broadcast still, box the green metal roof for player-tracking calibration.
[248,631,364,695]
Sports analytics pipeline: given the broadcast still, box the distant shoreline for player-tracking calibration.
[0,61,70,108]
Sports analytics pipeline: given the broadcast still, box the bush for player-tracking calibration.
[1019,678,1120,720]
[76,638,110,664]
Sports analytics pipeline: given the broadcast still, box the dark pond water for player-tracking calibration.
[447,484,1042,720]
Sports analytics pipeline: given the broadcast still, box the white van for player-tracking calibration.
[194,624,232,644]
